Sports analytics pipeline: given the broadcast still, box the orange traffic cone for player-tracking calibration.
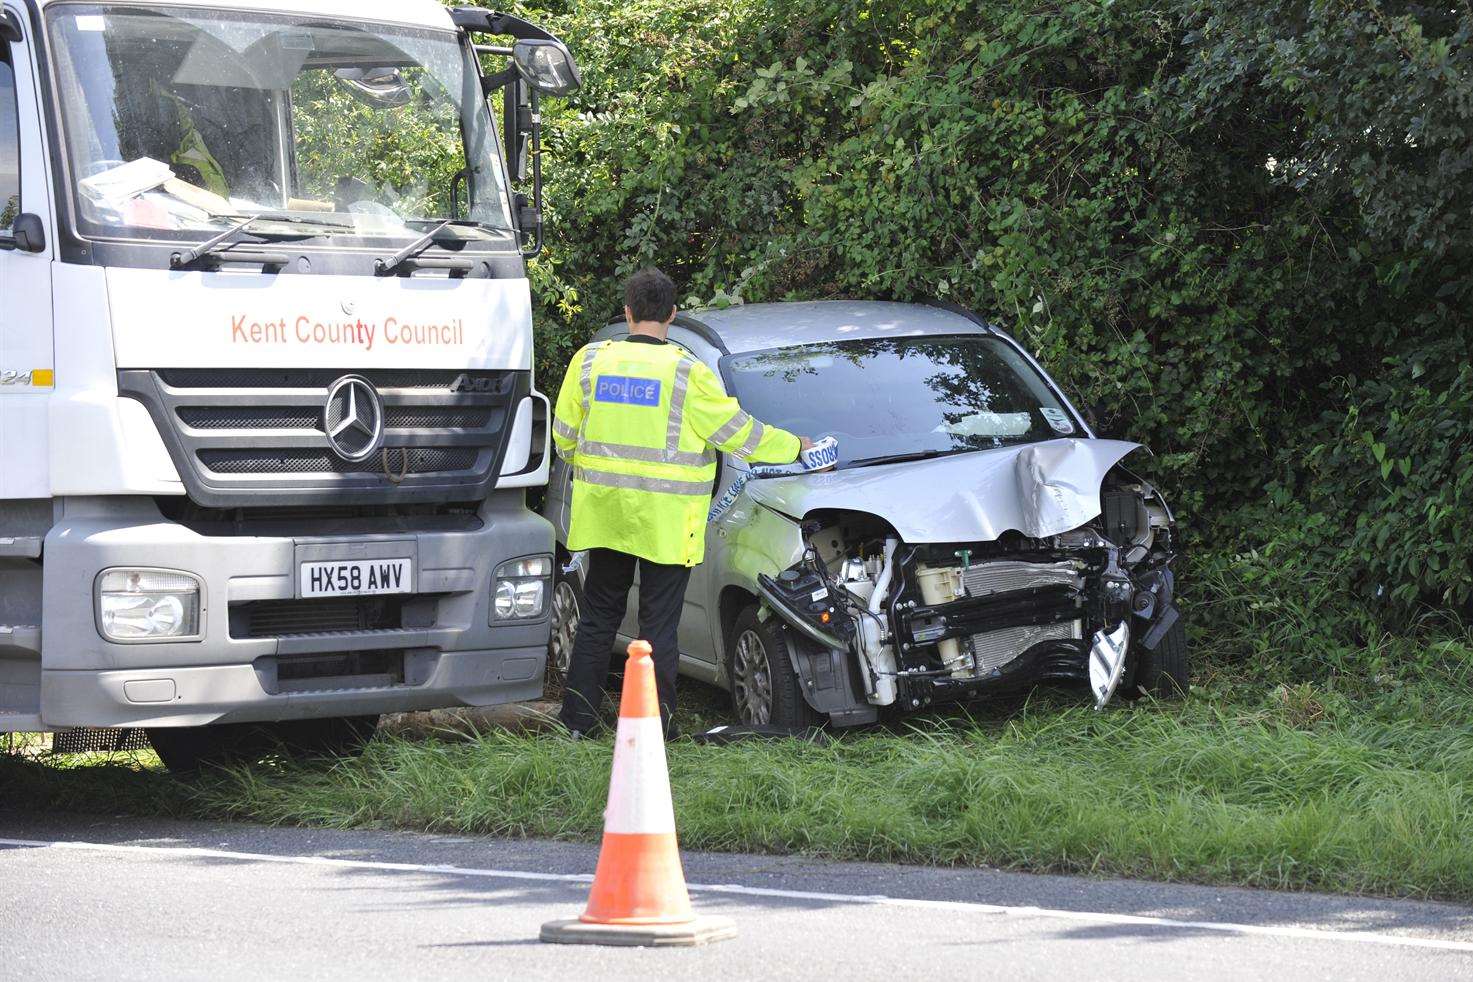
[540,640,735,947]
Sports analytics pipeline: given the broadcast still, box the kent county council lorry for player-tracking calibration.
[0,0,582,769]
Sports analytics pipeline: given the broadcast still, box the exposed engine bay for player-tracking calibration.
[756,470,1180,724]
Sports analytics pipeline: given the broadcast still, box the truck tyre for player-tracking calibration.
[148,715,378,773]
[728,606,821,731]
[263,715,380,759]
[146,723,266,773]
[1134,620,1189,698]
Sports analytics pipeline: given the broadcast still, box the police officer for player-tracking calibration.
[552,268,810,737]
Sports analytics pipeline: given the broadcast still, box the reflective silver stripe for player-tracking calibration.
[577,343,602,409]
[576,342,605,444]
[664,359,694,462]
[732,419,766,460]
[709,409,752,447]
[580,440,713,468]
[552,417,578,442]
[574,466,711,497]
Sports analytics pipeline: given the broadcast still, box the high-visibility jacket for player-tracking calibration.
[552,337,800,566]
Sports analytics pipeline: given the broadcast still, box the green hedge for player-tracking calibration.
[469,0,1471,632]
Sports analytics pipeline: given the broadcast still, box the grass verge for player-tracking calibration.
[6,630,1473,903]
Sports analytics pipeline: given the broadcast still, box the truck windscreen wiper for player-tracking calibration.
[376,220,454,274]
[170,215,320,269]
[170,216,257,268]
[839,448,962,470]
[376,218,523,274]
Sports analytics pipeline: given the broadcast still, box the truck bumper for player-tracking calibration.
[39,494,554,728]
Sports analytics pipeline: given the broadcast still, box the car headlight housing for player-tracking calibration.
[96,569,202,642]
[492,555,552,622]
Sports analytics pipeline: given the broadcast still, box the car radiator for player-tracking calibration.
[962,560,1084,675]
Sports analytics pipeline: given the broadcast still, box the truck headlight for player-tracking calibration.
[492,556,552,621]
[96,569,202,642]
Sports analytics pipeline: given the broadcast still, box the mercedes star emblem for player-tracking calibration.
[323,375,385,462]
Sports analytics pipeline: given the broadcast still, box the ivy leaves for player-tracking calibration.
[486,0,1472,619]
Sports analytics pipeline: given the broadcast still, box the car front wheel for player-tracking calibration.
[1132,619,1189,698]
[729,606,820,731]
[547,570,582,689]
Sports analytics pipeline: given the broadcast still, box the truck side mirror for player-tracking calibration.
[511,39,581,97]
[11,213,46,254]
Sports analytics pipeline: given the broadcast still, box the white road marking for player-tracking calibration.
[2,837,1471,954]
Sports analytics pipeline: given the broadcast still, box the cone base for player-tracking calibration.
[540,915,736,948]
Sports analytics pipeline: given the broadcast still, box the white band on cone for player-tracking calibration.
[603,716,677,835]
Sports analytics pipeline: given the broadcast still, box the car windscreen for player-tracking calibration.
[722,336,1079,467]
[46,5,513,248]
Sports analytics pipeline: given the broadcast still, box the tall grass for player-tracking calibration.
[7,556,1472,903]
[167,657,1473,902]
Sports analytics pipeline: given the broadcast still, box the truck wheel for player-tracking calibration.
[547,569,582,689]
[1134,620,1189,698]
[263,715,380,759]
[728,606,820,731]
[147,723,265,773]
[147,716,378,773]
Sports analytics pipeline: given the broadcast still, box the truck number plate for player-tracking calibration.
[299,558,413,598]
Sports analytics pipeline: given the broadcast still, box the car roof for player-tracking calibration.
[678,300,993,355]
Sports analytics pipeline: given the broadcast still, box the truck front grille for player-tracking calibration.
[178,406,320,429]
[230,597,407,639]
[120,367,528,507]
[199,447,478,476]
[178,406,493,431]
[261,649,408,694]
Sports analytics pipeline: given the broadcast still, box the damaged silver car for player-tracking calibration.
[544,301,1186,729]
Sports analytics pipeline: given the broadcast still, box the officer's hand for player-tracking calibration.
[799,437,815,453]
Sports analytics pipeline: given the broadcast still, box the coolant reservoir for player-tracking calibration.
[914,565,973,678]
[838,558,875,604]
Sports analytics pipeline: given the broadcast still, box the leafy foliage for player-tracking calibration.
[460,0,1471,629]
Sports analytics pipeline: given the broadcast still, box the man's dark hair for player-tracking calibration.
[624,268,677,324]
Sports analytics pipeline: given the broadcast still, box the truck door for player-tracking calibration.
[0,6,54,728]
[0,5,55,503]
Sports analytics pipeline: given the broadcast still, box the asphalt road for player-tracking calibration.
[2,812,1471,981]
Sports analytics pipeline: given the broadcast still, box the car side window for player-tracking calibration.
[0,41,17,235]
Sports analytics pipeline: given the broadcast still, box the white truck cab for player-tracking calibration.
[0,0,579,767]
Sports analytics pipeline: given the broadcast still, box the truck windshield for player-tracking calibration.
[723,336,1079,467]
[46,5,512,246]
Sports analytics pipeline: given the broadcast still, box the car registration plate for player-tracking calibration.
[299,558,413,598]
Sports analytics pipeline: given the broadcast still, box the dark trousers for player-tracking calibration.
[559,547,692,735]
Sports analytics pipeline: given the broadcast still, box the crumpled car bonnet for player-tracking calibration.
[742,438,1143,543]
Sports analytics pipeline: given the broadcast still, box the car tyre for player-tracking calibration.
[1133,619,1189,698]
[546,566,583,692]
[729,606,821,731]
